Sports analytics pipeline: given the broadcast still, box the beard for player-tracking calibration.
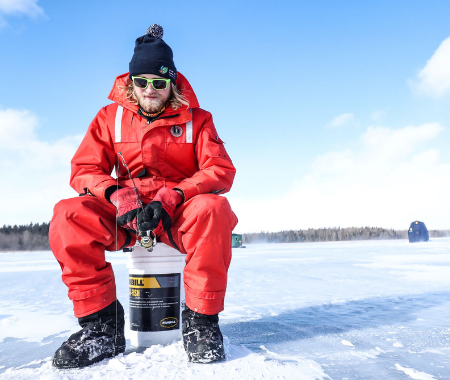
[135,91,170,113]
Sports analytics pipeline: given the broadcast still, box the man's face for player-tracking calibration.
[133,74,171,113]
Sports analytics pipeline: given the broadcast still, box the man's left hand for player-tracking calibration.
[137,187,183,237]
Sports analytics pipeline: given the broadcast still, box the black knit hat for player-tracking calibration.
[129,24,177,83]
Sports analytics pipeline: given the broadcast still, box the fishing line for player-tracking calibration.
[114,154,119,356]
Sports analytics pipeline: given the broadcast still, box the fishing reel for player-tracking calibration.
[139,229,157,251]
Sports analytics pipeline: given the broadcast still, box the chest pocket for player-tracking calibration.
[165,110,198,178]
[165,110,193,143]
[114,106,140,143]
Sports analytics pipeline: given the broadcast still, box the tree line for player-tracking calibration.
[242,227,450,244]
[0,223,50,251]
[0,223,449,250]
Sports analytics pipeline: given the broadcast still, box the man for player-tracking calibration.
[49,24,237,368]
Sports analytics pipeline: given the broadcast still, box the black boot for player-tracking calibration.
[52,300,126,369]
[182,306,225,363]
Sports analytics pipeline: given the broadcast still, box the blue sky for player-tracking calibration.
[1,0,450,231]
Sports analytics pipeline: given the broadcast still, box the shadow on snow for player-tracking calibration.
[221,291,450,348]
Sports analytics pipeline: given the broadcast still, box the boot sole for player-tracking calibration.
[52,345,126,369]
[187,351,226,364]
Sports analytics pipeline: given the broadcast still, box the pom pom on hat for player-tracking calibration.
[146,24,164,39]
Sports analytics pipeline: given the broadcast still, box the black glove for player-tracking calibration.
[137,200,179,251]
[137,201,171,237]
[138,187,182,236]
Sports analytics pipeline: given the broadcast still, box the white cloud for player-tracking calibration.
[0,0,44,17]
[327,113,355,128]
[0,0,44,26]
[230,122,450,232]
[0,108,82,225]
[414,36,450,98]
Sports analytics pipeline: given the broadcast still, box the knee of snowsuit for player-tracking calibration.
[49,194,237,318]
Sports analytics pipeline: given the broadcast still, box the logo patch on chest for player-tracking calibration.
[170,125,183,138]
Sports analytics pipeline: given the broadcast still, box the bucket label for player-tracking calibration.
[129,273,181,332]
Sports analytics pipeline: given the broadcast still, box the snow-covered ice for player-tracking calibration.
[1,238,450,379]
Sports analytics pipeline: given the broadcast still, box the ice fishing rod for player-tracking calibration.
[117,152,156,250]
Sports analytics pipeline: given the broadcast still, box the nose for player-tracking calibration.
[144,84,156,94]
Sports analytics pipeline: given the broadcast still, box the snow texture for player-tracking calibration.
[1,238,450,379]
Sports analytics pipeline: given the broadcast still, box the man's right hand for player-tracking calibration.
[110,187,142,233]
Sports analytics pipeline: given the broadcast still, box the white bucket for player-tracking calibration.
[127,243,186,347]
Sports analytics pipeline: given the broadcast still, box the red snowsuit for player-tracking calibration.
[49,72,237,318]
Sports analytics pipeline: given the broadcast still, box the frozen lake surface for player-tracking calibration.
[0,238,449,379]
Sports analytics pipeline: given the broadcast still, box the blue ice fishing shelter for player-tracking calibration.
[408,221,429,243]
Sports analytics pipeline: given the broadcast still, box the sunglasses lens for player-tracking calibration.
[133,78,148,89]
[152,79,168,90]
